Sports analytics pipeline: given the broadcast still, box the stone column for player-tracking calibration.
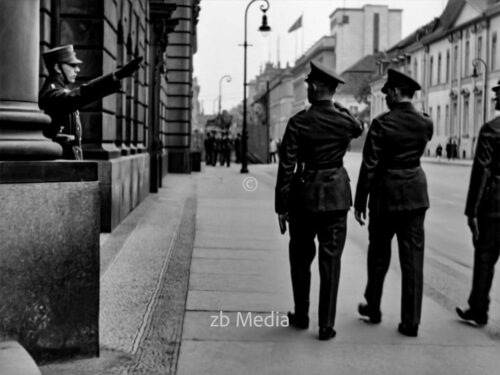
[164,0,200,173]
[0,0,61,160]
[149,2,178,192]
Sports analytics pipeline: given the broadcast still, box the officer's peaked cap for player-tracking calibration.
[42,45,83,67]
[381,68,421,94]
[305,61,345,87]
[492,79,500,93]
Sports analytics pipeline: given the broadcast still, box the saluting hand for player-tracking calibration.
[354,210,366,226]
[114,56,143,80]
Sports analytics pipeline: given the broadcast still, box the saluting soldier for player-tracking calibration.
[456,79,500,326]
[354,69,433,337]
[39,44,142,159]
[275,62,363,340]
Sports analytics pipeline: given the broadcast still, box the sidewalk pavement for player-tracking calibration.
[176,162,499,375]
[41,159,498,375]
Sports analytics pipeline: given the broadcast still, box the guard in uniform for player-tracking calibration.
[39,44,142,159]
[456,79,500,326]
[275,62,363,340]
[354,69,433,337]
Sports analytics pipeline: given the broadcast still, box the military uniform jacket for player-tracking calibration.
[39,73,121,158]
[465,117,500,219]
[275,100,363,214]
[354,101,433,213]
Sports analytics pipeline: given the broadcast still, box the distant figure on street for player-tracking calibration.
[452,138,458,160]
[220,132,232,167]
[275,62,363,341]
[354,69,433,337]
[234,133,242,164]
[456,79,500,326]
[436,143,443,160]
[39,44,142,159]
[446,138,452,160]
[212,132,221,166]
[204,132,215,166]
[269,138,278,163]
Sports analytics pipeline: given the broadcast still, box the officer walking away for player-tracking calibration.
[354,69,433,337]
[456,80,500,326]
[204,132,215,166]
[275,62,363,341]
[436,143,443,160]
[39,44,142,159]
[220,132,232,167]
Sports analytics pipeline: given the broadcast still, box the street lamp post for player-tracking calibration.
[241,0,271,173]
[218,75,232,116]
[472,58,488,124]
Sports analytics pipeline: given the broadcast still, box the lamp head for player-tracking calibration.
[259,13,271,37]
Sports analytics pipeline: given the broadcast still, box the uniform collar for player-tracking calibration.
[310,99,333,107]
[47,73,69,88]
[391,101,414,110]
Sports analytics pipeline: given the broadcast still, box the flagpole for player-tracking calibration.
[295,30,298,60]
[301,12,304,56]
[277,34,280,67]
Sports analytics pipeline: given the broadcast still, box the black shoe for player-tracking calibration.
[287,311,309,329]
[358,303,382,324]
[318,326,336,341]
[398,322,418,337]
[456,307,488,325]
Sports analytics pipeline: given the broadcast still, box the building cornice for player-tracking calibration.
[423,13,488,46]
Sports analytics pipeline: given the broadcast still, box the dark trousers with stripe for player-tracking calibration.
[288,210,347,328]
[468,217,500,315]
[364,209,426,326]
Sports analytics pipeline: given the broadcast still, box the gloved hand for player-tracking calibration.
[278,212,289,234]
[114,56,143,79]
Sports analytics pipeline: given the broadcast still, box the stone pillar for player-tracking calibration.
[0,0,61,160]
[0,162,100,360]
[164,0,200,173]
[149,2,178,193]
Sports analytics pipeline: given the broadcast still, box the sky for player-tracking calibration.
[193,0,449,114]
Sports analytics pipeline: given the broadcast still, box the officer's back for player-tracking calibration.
[377,104,432,165]
[294,101,363,165]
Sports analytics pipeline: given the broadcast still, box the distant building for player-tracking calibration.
[370,0,500,159]
[330,5,402,74]
[268,66,294,142]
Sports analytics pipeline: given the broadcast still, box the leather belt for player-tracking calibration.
[303,160,343,171]
[385,160,420,169]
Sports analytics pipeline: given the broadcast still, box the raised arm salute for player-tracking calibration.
[39,45,142,159]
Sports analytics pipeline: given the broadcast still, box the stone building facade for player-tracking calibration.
[370,0,500,159]
[36,0,200,230]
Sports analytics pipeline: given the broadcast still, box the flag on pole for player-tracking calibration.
[288,15,302,33]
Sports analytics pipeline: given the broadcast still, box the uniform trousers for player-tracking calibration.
[288,209,347,328]
[468,217,500,315]
[365,209,426,326]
